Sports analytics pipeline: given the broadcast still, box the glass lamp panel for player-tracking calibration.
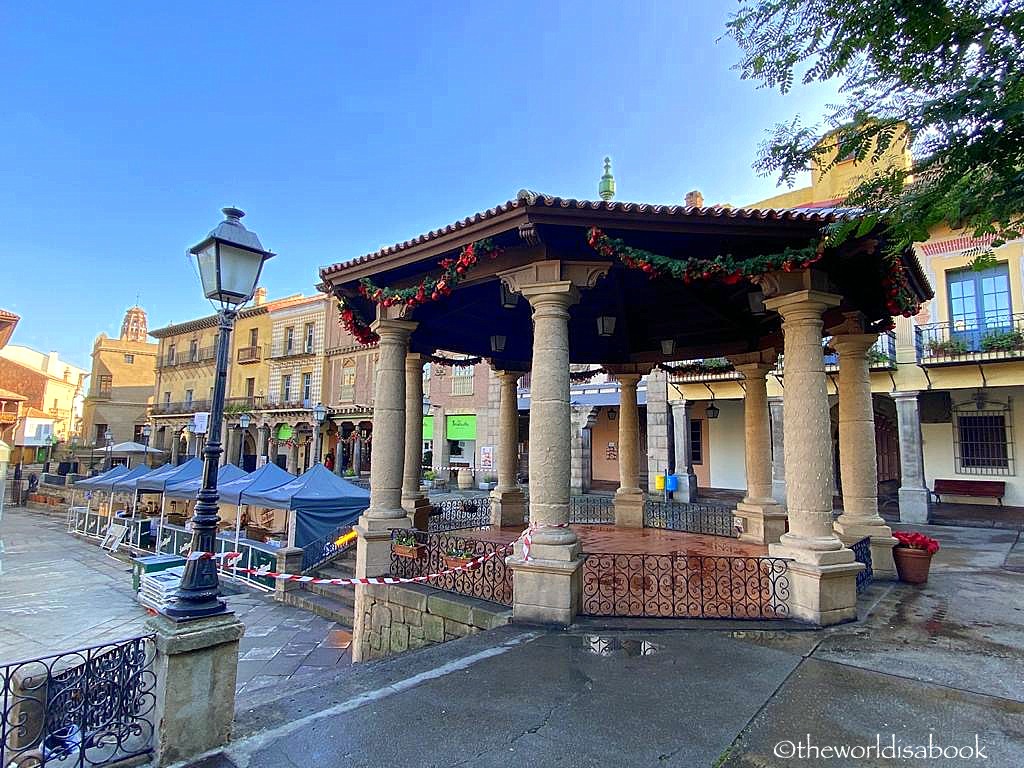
[196,243,220,300]
[216,243,265,303]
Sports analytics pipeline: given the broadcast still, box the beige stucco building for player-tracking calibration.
[0,344,88,444]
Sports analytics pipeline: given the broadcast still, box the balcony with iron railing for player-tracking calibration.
[157,346,217,369]
[237,344,267,364]
[915,314,1024,365]
[270,343,316,360]
[151,398,212,416]
[224,395,265,413]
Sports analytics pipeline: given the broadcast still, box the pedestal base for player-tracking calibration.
[613,488,644,528]
[402,493,432,531]
[354,514,406,579]
[507,540,584,625]
[735,500,787,545]
[490,488,526,527]
[780,559,864,626]
[834,519,897,580]
[146,612,244,767]
[898,487,930,523]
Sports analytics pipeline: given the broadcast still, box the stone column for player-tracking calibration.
[222,423,235,467]
[613,373,645,527]
[354,318,416,578]
[669,400,698,502]
[286,436,298,474]
[431,405,448,484]
[569,406,596,496]
[490,370,526,527]
[257,425,269,467]
[146,612,245,766]
[768,396,786,504]
[645,368,671,492]
[830,332,897,577]
[506,281,584,625]
[731,353,787,545]
[170,430,180,465]
[763,288,861,625]
[891,391,929,523]
[402,352,430,529]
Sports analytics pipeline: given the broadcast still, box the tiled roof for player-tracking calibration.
[0,387,27,401]
[919,234,997,257]
[24,407,54,420]
[319,191,851,280]
[0,309,18,322]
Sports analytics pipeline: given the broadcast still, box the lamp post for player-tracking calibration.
[141,424,152,467]
[312,403,326,465]
[104,428,113,470]
[165,207,274,620]
[238,412,251,467]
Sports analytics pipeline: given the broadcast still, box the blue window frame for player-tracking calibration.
[947,264,1012,351]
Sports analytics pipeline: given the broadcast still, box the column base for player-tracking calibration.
[672,473,699,503]
[898,487,930,523]
[781,559,864,626]
[354,514,406,579]
[507,540,584,625]
[735,500,787,545]
[146,612,245,766]
[613,488,645,528]
[402,493,432,531]
[834,519,897,580]
[490,488,526,528]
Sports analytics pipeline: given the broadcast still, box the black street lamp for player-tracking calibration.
[312,403,326,465]
[141,424,152,466]
[165,207,274,620]
[238,412,251,467]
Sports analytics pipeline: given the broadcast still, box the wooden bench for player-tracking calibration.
[931,478,1005,505]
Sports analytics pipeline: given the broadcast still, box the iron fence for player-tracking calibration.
[851,536,873,594]
[580,552,790,619]
[301,523,356,573]
[427,497,491,532]
[643,499,738,538]
[569,495,615,524]
[916,313,1024,364]
[389,528,512,606]
[1,635,156,768]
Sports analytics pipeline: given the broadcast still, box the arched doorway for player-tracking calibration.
[241,432,258,472]
[830,395,902,502]
[177,429,189,465]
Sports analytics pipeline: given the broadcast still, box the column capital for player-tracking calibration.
[830,333,879,358]
[404,351,427,369]
[370,318,417,340]
[496,369,526,384]
[763,289,841,319]
[890,390,921,401]
[499,259,611,295]
[521,281,580,310]
[613,372,643,388]
[727,349,778,371]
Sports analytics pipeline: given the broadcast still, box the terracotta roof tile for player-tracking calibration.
[0,387,27,401]
[24,407,54,420]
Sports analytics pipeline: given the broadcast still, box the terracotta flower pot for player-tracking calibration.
[894,546,933,584]
[443,555,477,571]
[393,543,426,560]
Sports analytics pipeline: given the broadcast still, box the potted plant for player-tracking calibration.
[443,545,478,571]
[926,338,969,357]
[478,473,497,491]
[980,328,1024,352]
[423,469,436,489]
[392,532,426,560]
[892,531,940,584]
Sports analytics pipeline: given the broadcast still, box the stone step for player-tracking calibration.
[302,579,359,608]
[284,590,354,627]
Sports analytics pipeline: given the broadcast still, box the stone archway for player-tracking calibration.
[241,431,258,472]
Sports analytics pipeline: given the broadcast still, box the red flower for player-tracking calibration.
[894,530,940,554]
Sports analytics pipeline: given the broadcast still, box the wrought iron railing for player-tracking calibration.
[236,345,265,364]
[851,536,873,594]
[150,399,212,416]
[427,497,491,532]
[580,552,790,619]
[1,635,156,767]
[916,313,1024,364]
[643,499,738,538]
[569,495,615,524]
[301,523,356,573]
[389,528,512,606]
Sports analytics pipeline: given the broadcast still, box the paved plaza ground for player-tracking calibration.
[0,506,353,702]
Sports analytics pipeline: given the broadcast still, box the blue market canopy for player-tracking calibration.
[136,457,204,492]
[217,462,295,507]
[73,465,129,489]
[164,463,248,501]
[241,464,370,548]
[102,464,158,493]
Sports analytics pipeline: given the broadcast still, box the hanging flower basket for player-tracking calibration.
[892,531,940,584]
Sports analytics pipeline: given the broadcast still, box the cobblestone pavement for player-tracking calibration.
[0,506,352,702]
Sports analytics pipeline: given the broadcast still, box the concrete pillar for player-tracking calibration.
[830,332,897,577]
[613,373,645,528]
[274,546,304,601]
[286,436,298,474]
[731,354,786,545]
[222,423,235,468]
[506,281,584,624]
[669,400,698,502]
[170,430,181,465]
[402,352,430,529]
[354,318,416,579]
[257,425,269,467]
[431,404,448,483]
[768,396,786,505]
[764,288,861,626]
[646,369,671,492]
[891,391,930,523]
[491,370,527,527]
[146,612,245,766]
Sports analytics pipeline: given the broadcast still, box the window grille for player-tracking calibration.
[452,365,474,396]
[953,397,1013,475]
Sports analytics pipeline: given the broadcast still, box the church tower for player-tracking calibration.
[120,305,148,342]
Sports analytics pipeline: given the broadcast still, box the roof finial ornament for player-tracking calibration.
[599,156,616,201]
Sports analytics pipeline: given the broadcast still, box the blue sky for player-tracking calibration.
[0,2,836,369]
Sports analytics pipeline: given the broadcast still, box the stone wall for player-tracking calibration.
[355,583,510,661]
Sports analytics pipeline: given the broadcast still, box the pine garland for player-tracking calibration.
[657,359,735,376]
[358,239,503,309]
[429,354,482,368]
[337,297,378,345]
